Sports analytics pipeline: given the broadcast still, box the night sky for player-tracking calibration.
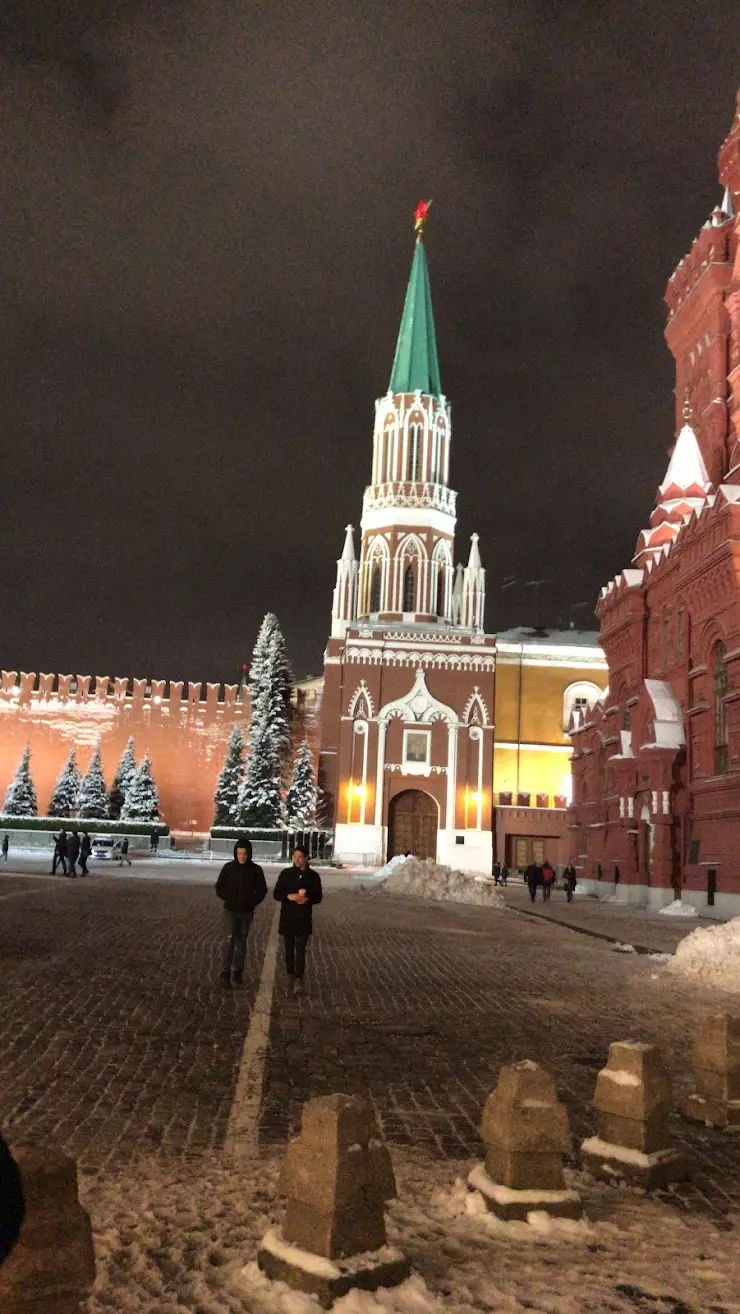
[1,2,738,682]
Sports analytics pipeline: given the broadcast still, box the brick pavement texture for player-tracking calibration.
[2,873,740,1226]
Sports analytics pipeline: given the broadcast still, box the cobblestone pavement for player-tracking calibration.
[502,880,709,953]
[2,871,740,1225]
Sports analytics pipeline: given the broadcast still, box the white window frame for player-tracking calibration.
[402,726,432,776]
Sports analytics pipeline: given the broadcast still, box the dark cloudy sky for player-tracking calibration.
[1,1,738,681]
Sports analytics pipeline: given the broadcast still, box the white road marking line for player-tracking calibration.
[223,900,281,1162]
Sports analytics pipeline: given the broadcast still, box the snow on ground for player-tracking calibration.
[80,1149,740,1313]
[659,899,699,917]
[373,857,505,907]
[664,915,740,993]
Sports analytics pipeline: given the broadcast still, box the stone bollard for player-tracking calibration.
[258,1093,410,1308]
[580,1040,687,1189]
[682,1013,740,1129]
[467,1059,582,1220]
[0,1146,95,1313]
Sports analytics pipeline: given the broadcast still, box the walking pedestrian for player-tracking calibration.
[119,837,132,867]
[541,859,555,902]
[524,862,540,903]
[500,862,508,887]
[492,861,501,886]
[79,831,92,876]
[1,835,8,863]
[274,845,323,995]
[563,863,577,903]
[151,831,159,856]
[51,830,68,876]
[67,830,80,878]
[215,836,267,987]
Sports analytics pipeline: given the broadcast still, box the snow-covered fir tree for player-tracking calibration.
[213,726,246,825]
[77,742,110,819]
[121,753,161,822]
[285,739,319,825]
[48,750,82,818]
[246,614,293,803]
[235,701,283,827]
[109,737,137,819]
[3,746,38,817]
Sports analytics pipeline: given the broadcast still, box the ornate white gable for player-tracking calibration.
[378,667,457,726]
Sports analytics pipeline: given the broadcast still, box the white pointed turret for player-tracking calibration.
[451,562,464,625]
[634,413,713,567]
[722,184,735,219]
[461,533,486,631]
[331,524,359,638]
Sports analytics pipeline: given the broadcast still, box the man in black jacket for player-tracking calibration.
[215,837,267,987]
[273,845,323,995]
[0,1130,24,1266]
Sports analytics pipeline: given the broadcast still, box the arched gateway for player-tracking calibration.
[388,790,438,861]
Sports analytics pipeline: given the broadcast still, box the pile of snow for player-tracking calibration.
[376,857,505,907]
[374,853,415,880]
[658,898,698,917]
[664,915,740,993]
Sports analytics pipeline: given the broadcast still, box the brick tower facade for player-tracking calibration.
[569,93,740,917]
[319,208,495,872]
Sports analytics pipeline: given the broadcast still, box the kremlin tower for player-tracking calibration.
[320,204,495,871]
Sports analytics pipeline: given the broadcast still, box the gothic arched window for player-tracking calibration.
[383,425,394,482]
[403,563,416,612]
[407,422,423,481]
[436,566,445,617]
[370,565,382,613]
[714,642,729,774]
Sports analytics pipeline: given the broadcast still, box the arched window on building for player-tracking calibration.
[370,565,382,613]
[676,604,685,662]
[431,426,443,482]
[714,642,729,775]
[436,566,445,617]
[403,563,416,612]
[407,421,423,481]
[383,424,394,482]
[662,608,671,670]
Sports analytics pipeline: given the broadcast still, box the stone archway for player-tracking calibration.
[388,790,438,861]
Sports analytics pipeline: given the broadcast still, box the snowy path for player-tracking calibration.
[223,900,281,1162]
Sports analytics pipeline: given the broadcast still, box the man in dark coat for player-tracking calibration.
[215,836,267,987]
[79,832,92,876]
[51,830,68,876]
[524,862,540,903]
[67,830,80,878]
[273,845,323,995]
[0,1130,24,1266]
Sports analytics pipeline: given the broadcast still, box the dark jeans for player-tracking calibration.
[284,932,309,979]
[221,910,253,975]
[543,882,552,901]
[79,857,89,875]
[51,852,67,875]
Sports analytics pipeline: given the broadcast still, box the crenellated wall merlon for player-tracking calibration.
[0,671,250,710]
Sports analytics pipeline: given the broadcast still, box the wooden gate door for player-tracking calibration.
[388,790,438,860]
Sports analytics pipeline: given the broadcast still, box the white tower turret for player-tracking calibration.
[331,524,359,638]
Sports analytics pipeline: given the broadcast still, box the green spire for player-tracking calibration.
[388,237,442,397]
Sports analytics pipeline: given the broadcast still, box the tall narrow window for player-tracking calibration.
[676,605,685,662]
[403,563,416,612]
[436,566,445,617]
[407,422,422,481]
[383,426,394,482]
[370,565,382,613]
[662,608,671,670]
[431,427,441,482]
[714,642,729,774]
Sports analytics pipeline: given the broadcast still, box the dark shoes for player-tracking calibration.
[219,971,231,988]
[232,972,243,986]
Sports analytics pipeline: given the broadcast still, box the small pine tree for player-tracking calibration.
[285,739,318,825]
[235,709,283,827]
[121,753,161,822]
[48,750,82,818]
[213,726,246,825]
[247,613,293,788]
[77,742,110,819]
[109,737,137,819]
[3,746,38,817]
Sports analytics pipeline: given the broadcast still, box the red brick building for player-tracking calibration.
[569,92,740,918]
[319,213,496,872]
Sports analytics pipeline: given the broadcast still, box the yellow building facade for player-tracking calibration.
[493,628,608,871]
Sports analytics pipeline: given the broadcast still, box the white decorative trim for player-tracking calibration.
[363,481,457,516]
[463,686,490,726]
[494,741,572,755]
[378,667,458,727]
[361,506,456,535]
[345,646,495,671]
[347,679,375,719]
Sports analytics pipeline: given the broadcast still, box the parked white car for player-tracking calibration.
[91,836,115,861]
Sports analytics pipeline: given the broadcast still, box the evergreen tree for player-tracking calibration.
[285,739,318,825]
[77,742,110,819]
[48,750,82,818]
[235,698,283,827]
[109,737,137,819]
[3,746,38,817]
[247,613,293,784]
[213,726,246,825]
[121,753,161,822]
